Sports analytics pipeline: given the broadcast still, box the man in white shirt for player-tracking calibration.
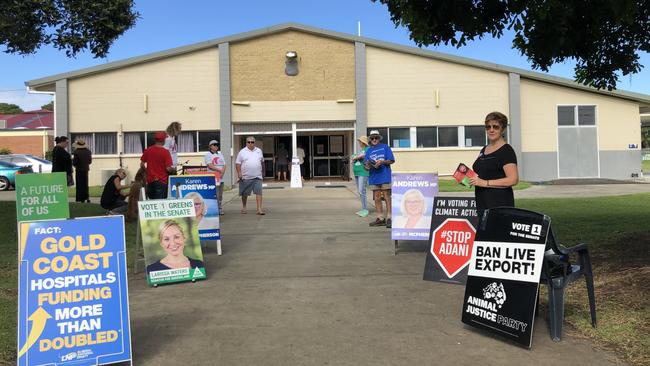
[204,140,226,214]
[235,136,265,215]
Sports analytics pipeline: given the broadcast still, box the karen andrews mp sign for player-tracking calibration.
[391,172,438,241]
[461,208,550,348]
[169,175,220,242]
[17,216,131,365]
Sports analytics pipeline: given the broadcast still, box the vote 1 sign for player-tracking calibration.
[461,208,550,348]
[17,216,131,365]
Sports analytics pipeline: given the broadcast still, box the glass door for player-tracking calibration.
[312,135,345,177]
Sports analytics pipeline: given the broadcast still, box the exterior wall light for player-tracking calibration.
[285,51,299,76]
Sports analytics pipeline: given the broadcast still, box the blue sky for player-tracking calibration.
[1,0,649,110]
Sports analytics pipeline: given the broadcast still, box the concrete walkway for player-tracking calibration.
[126,187,625,365]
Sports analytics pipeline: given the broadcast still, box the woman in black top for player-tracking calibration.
[470,112,519,214]
[100,168,129,214]
[52,136,73,185]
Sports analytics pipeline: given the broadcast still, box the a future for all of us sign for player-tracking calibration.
[17,216,131,366]
[15,172,69,221]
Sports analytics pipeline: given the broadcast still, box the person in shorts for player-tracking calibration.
[364,130,395,228]
[235,136,265,215]
[276,143,289,181]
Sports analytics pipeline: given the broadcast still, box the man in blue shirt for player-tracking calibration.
[364,130,395,228]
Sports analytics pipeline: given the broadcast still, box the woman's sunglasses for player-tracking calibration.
[485,124,502,131]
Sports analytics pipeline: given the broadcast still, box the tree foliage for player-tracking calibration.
[41,101,54,111]
[373,0,650,90]
[0,103,23,114]
[0,0,139,58]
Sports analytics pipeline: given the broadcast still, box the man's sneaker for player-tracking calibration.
[359,209,369,217]
[385,218,392,228]
[369,218,386,227]
[355,210,363,216]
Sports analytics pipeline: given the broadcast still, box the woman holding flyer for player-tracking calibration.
[469,111,519,214]
[146,220,204,272]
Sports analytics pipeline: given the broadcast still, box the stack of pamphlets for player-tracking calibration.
[453,163,477,188]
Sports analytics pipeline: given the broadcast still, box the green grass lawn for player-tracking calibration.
[437,178,531,192]
[1,193,648,364]
[642,160,650,173]
[67,186,105,198]
[518,194,650,366]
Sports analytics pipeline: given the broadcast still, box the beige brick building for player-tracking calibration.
[26,23,650,186]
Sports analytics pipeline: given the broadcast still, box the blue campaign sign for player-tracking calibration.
[169,175,221,241]
[17,216,131,366]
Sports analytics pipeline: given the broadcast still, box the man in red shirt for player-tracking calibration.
[140,131,174,199]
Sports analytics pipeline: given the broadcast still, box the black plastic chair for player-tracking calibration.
[480,207,597,342]
[541,228,597,341]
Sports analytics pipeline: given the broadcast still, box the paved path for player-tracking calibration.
[126,187,625,365]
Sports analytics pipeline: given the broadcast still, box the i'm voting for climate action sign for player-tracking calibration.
[17,216,131,365]
[461,209,550,348]
[423,197,478,284]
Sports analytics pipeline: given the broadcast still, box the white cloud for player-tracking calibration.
[0,89,53,111]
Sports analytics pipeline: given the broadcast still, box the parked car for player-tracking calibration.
[0,160,33,190]
[0,154,52,173]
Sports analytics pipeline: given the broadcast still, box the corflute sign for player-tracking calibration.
[423,197,478,284]
[461,208,549,348]
[17,216,131,365]
[391,172,438,240]
[169,175,221,241]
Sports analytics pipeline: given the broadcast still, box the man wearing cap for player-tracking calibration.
[205,140,226,213]
[364,130,395,228]
[235,136,265,215]
[140,131,174,199]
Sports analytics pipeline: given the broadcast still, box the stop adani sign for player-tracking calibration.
[431,219,476,279]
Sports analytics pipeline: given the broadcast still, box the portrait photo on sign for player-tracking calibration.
[393,188,432,229]
[391,172,438,240]
[141,217,204,275]
[184,191,220,237]
[169,175,221,241]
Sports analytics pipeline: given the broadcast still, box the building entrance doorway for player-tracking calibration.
[298,134,349,180]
